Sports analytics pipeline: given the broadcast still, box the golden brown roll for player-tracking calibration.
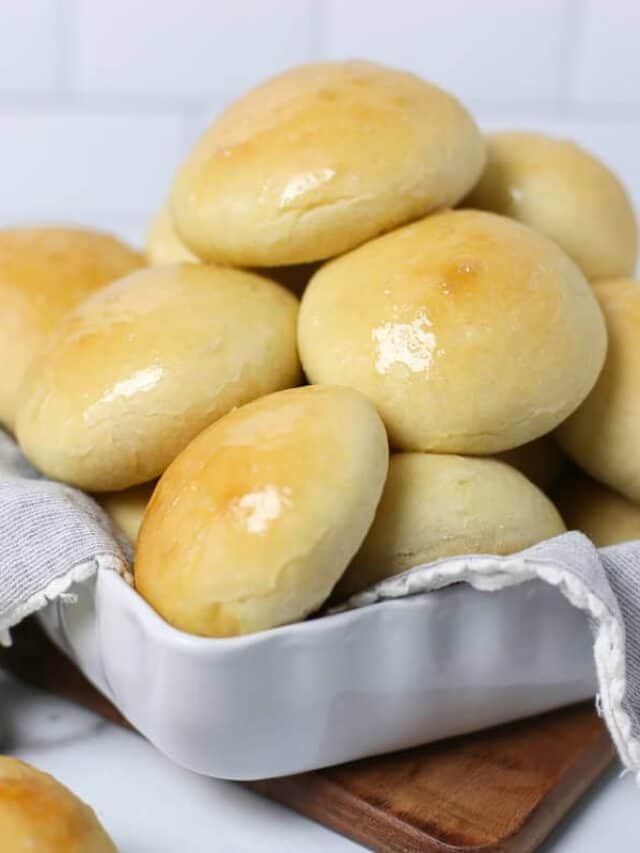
[465,131,638,281]
[0,756,115,852]
[556,278,640,502]
[497,435,567,492]
[98,482,155,543]
[299,209,607,454]
[135,385,389,637]
[553,470,640,547]
[145,203,199,265]
[17,264,301,491]
[0,226,144,431]
[335,453,566,599]
[171,60,485,266]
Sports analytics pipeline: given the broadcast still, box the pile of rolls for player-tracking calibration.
[4,60,640,637]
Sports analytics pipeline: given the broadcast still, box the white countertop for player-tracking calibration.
[1,670,638,852]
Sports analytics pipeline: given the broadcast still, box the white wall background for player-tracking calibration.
[1,0,639,247]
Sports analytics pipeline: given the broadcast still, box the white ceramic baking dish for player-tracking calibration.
[37,561,596,780]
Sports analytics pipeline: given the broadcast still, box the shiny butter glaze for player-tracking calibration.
[0,757,115,852]
[466,131,638,281]
[135,385,389,637]
[299,209,607,454]
[0,226,143,430]
[16,264,301,491]
[171,60,485,266]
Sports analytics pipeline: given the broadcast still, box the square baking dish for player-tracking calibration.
[36,562,596,780]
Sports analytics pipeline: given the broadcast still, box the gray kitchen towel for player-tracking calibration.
[0,431,131,644]
[0,429,639,778]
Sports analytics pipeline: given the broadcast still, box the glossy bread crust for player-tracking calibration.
[0,757,115,852]
[299,209,607,454]
[135,385,389,637]
[171,61,485,266]
[16,264,302,491]
[0,226,144,430]
[466,131,638,281]
[336,453,565,598]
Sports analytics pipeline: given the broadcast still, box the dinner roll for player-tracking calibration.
[0,226,143,431]
[554,471,640,547]
[299,209,607,454]
[0,757,115,852]
[98,481,155,543]
[135,385,388,637]
[336,453,565,598]
[466,131,638,280]
[556,278,640,502]
[497,435,567,492]
[17,264,301,491]
[145,203,199,265]
[171,60,485,266]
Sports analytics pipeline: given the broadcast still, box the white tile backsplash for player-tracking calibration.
[72,0,315,97]
[323,0,573,103]
[0,0,60,91]
[0,0,637,231]
[0,111,183,225]
[573,0,640,105]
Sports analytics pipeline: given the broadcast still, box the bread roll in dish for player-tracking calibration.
[17,264,301,491]
[497,435,566,492]
[171,60,485,266]
[135,385,389,637]
[0,226,143,431]
[0,756,115,852]
[556,279,640,502]
[336,453,566,599]
[553,470,640,547]
[145,203,199,265]
[98,481,155,543]
[465,131,638,281]
[299,209,607,454]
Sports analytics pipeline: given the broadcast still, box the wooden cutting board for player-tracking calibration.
[0,618,615,853]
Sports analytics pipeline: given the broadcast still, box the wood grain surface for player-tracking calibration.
[0,619,615,852]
